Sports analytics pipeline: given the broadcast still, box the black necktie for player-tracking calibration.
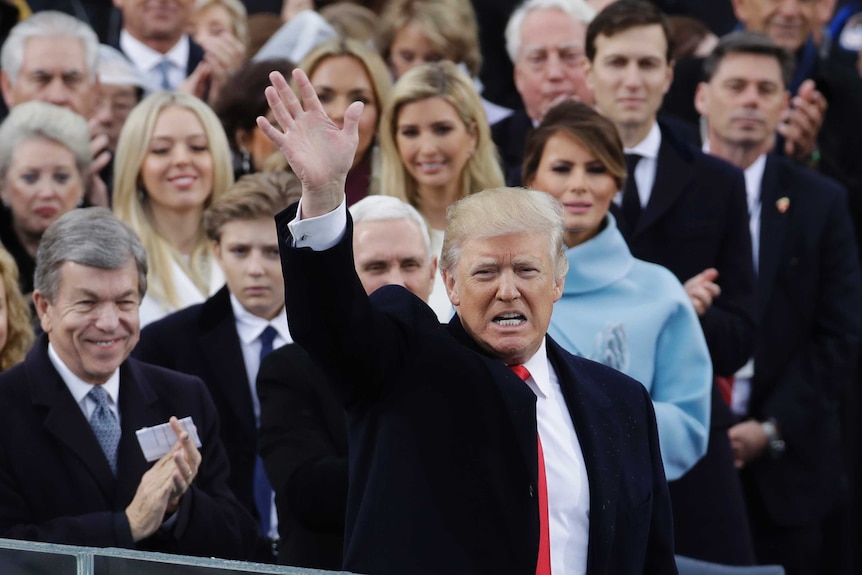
[623,153,643,230]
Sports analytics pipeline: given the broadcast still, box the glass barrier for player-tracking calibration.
[0,538,349,575]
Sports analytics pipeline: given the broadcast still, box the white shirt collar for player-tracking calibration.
[119,29,189,72]
[47,342,121,410]
[230,292,292,345]
[624,121,661,160]
[517,337,551,399]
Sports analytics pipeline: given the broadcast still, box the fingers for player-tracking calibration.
[341,100,365,140]
[267,72,300,131]
[292,67,325,115]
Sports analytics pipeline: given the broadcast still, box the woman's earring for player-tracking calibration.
[137,187,146,202]
[240,148,252,174]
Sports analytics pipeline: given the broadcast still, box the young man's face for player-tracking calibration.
[587,24,672,136]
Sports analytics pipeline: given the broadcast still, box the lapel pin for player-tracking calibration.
[776,197,790,214]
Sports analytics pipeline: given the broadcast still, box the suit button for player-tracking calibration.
[529,485,534,497]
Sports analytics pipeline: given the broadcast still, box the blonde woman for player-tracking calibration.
[113,92,233,326]
[379,61,503,320]
[0,247,34,371]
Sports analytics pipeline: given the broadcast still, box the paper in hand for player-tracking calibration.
[135,416,202,462]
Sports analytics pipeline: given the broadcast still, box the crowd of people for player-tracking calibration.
[0,0,861,574]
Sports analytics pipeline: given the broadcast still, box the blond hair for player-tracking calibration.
[113,92,234,310]
[194,0,250,49]
[0,247,34,371]
[379,62,503,216]
[204,172,302,241]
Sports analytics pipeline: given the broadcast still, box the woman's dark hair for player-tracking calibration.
[523,100,627,190]
[213,58,295,154]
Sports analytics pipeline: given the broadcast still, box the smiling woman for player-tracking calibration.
[113,91,233,326]
[0,101,90,298]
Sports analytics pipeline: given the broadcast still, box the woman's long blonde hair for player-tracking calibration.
[113,92,234,310]
[0,247,33,371]
[378,61,503,216]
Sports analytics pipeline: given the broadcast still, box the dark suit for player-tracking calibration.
[133,286,258,523]
[741,155,861,574]
[491,108,533,186]
[0,335,257,558]
[256,344,348,569]
[276,205,677,575]
[611,121,758,565]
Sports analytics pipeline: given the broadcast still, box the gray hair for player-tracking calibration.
[505,0,596,63]
[349,195,433,259]
[441,187,568,281]
[0,101,92,183]
[1,11,100,85]
[35,208,149,303]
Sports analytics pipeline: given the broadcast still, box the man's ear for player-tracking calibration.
[694,82,709,116]
[32,290,52,334]
[1,70,15,109]
[442,269,460,307]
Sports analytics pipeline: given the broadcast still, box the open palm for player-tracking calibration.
[257,69,362,213]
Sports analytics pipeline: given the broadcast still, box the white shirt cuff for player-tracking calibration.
[287,198,347,250]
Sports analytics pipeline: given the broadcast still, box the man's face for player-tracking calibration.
[695,53,789,152]
[93,84,140,152]
[733,0,817,52]
[587,24,673,135]
[1,36,94,117]
[443,232,563,365]
[514,8,592,122]
[34,260,141,385]
[214,217,285,320]
[353,218,436,302]
[114,0,193,47]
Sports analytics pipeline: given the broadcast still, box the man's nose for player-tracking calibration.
[496,271,520,301]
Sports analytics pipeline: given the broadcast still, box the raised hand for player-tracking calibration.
[257,69,363,218]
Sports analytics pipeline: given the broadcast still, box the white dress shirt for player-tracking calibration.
[120,30,190,92]
[521,339,590,575]
[618,122,662,209]
[229,293,292,425]
[288,200,591,574]
[49,343,121,423]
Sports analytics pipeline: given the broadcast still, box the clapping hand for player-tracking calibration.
[257,69,362,218]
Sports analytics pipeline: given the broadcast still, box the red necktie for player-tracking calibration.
[715,375,735,407]
[509,364,552,575]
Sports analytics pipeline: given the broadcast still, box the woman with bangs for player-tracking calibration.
[113,92,233,326]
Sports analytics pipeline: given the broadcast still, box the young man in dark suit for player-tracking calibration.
[585,0,757,564]
[133,172,299,561]
[0,208,257,558]
[696,31,862,575]
[258,67,677,575]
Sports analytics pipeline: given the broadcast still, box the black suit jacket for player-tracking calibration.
[744,155,862,527]
[491,108,533,186]
[133,286,258,521]
[0,335,257,558]
[276,205,677,575]
[257,343,348,569]
[614,121,756,380]
[611,121,758,565]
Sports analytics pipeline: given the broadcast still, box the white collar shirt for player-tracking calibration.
[520,338,590,575]
[619,121,662,209]
[120,30,189,91]
[230,293,292,424]
[48,342,121,423]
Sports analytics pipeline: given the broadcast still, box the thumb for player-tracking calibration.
[700,267,719,282]
[342,100,365,139]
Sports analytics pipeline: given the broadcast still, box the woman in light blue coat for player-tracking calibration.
[523,101,711,480]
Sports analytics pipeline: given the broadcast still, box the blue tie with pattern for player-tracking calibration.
[88,386,120,476]
[156,59,172,91]
[255,326,278,537]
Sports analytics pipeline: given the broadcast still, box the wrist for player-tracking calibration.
[760,418,786,457]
